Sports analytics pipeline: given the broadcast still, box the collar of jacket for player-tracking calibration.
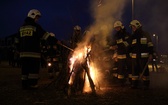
[24,17,35,24]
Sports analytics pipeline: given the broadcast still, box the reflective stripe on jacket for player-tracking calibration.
[117,54,126,59]
[131,53,149,58]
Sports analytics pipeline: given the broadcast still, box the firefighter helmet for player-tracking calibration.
[74,25,81,31]
[114,21,124,29]
[50,32,55,37]
[130,20,142,28]
[27,9,41,19]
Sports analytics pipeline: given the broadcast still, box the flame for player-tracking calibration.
[68,45,100,92]
[83,61,99,92]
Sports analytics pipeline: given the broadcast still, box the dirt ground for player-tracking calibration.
[0,61,168,105]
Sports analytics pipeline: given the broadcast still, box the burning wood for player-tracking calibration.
[68,45,99,94]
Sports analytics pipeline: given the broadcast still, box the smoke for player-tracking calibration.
[86,0,128,47]
[76,0,129,56]
[134,0,168,54]
[75,0,128,87]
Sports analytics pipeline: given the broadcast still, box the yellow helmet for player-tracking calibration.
[74,25,81,31]
[130,20,142,28]
[27,9,41,19]
[114,21,124,29]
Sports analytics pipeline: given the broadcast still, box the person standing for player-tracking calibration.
[70,25,82,49]
[129,20,153,89]
[110,21,132,86]
[151,52,158,72]
[46,34,61,79]
[18,9,57,89]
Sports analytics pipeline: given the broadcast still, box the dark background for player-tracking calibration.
[0,0,168,53]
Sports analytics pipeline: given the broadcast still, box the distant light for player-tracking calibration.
[48,63,51,67]
[153,34,156,36]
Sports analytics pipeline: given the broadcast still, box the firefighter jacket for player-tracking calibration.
[130,27,153,59]
[18,17,51,58]
[46,37,60,62]
[112,28,131,58]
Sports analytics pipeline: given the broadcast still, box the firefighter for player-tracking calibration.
[17,9,58,89]
[110,21,132,86]
[68,25,86,94]
[70,25,82,49]
[46,33,61,79]
[129,20,153,89]
[40,40,48,68]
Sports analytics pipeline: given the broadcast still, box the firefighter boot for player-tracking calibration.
[128,78,132,85]
[119,79,126,87]
[48,72,54,79]
[22,80,29,89]
[55,72,59,78]
[131,80,139,89]
[28,79,39,89]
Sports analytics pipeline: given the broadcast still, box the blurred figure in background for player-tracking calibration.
[46,33,61,79]
[151,52,158,72]
[70,25,82,49]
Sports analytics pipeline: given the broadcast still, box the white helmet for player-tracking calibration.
[130,20,142,28]
[114,21,124,29]
[27,9,41,19]
[49,32,55,37]
[74,25,81,31]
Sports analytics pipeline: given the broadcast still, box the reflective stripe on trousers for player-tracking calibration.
[21,75,28,80]
[28,74,39,79]
[132,76,139,80]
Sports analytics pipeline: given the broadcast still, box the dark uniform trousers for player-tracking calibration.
[117,54,127,85]
[21,57,40,88]
[132,57,150,88]
[48,57,60,78]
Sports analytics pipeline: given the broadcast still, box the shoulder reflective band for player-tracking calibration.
[42,32,50,40]
[116,38,123,44]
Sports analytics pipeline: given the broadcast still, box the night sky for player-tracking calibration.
[0,0,92,40]
[0,0,168,53]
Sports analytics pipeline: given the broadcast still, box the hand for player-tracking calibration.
[110,45,117,50]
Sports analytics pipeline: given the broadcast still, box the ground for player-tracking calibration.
[0,61,168,105]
